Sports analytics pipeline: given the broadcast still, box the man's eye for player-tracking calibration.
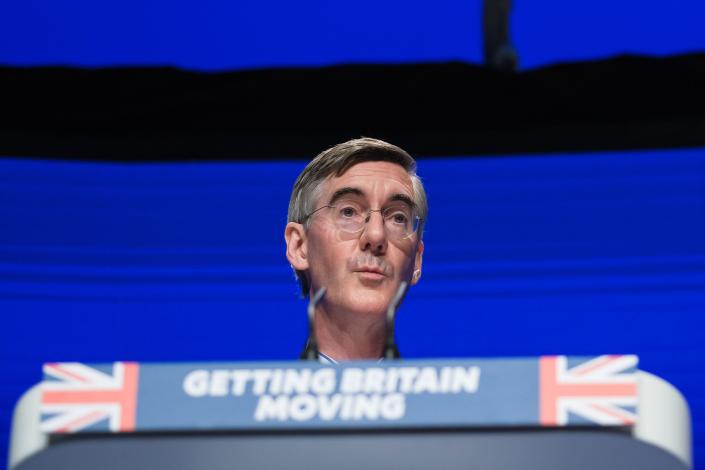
[389,211,409,225]
[340,206,357,218]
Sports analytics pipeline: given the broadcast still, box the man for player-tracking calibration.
[284,138,427,362]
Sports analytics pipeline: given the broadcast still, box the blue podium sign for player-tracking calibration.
[39,355,638,434]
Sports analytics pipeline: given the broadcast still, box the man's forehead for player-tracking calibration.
[321,161,413,198]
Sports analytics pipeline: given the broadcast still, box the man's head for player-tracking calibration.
[285,137,427,319]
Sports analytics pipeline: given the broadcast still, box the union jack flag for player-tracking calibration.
[40,362,139,433]
[539,355,638,426]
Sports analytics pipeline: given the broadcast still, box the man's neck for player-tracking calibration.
[313,304,386,361]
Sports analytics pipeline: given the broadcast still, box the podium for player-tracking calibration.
[9,357,692,470]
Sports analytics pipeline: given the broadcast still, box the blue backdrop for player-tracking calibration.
[1,147,704,467]
[1,0,704,70]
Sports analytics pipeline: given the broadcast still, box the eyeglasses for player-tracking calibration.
[301,199,421,240]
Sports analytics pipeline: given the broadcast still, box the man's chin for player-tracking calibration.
[345,287,395,316]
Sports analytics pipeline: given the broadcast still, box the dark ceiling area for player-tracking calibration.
[1,53,704,161]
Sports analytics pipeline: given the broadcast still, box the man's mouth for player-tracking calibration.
[356,267,384,275]
[354,267,387,282]
[349,254,391,283]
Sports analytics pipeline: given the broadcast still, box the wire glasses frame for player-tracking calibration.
[301,202,421,240]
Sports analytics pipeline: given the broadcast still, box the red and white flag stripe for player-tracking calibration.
[41,362,139,433]
[540,355,638,426]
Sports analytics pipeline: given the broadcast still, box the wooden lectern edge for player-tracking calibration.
[8,369,694,470]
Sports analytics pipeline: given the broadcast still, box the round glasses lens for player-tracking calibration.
[332,202,366,232]
[382,204,416,238]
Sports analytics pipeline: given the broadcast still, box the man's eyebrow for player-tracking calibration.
[328,188,416,209]
[389,193,416,209]
[328,187,365,205]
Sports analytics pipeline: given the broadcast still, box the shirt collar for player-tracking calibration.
[318,351,385,364]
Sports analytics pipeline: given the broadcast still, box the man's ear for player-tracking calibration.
[410,240,424,285]
[285,222,309,271]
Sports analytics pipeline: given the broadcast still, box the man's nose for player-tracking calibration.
[359,210,388,254]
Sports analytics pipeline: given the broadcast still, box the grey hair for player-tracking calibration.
[287,137,428,296]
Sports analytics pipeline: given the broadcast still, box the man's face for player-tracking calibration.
[288,161,423,318]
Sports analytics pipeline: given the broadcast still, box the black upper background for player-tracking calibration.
[1,53,704,161]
